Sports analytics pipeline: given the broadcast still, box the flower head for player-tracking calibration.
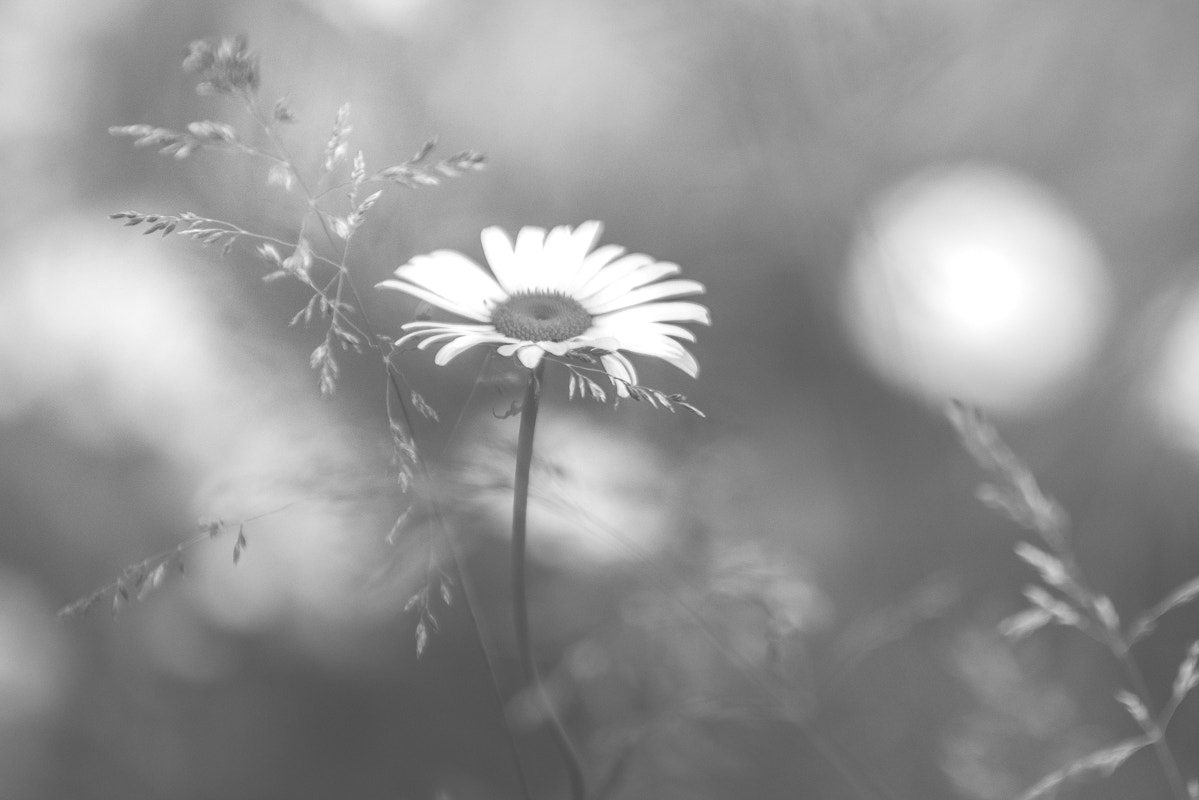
[377,222,709,394]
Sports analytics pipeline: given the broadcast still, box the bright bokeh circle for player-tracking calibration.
[841,164,1111,416]
[1150,288,1199,453]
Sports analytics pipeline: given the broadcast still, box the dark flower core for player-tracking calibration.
[491,292,592,342]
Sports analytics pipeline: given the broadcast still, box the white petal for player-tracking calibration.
[564,336,621,352]
[568,243,626,293]
[514,226,547,257]
[516,345,545,369]
[400,321,497,333]
[540,226,573,261]
[528,225,576,290]
[377,279,492,322]
[569,221,603,252]
[616,335,700,377]
[577,262,682,309]
[539,340,573,356]
[433,334,504,365]
[588,321,696,343]
[507,226,547,293]
[595,326,691,359]
[395,322,495,348]
[417,330,497,349]
[480,226,520,293]
[594,301,712,327]
[558,221,603,283]
[394,329,435,348]
[586,279,706,315]
[576,253,655,297]
[600,352,637,397]
[646,322,697,342]
[392,250,507,303]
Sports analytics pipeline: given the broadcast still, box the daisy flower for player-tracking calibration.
[376,221,709,393]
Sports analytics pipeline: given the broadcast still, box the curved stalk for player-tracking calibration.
[512,361,586,800]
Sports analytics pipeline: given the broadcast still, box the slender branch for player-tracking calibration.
[1160,680,1191,734]
[57,501,308,617]
[1054,553,1189,800]
[950,406,1192,800]
[240,93,534,799]
[1051,548,1188,800]
[243,95,363,346]
[1111,641,1190,800]
[512,361,586,800]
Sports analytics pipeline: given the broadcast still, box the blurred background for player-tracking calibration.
[4,0,1199,798]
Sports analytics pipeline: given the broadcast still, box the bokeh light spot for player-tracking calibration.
[841,164,1111,416]
[454,410,675,568]
[1149,288,1199,454]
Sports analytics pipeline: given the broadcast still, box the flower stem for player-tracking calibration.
[513,361,586,800]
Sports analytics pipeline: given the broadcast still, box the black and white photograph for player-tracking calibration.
[3,2,1199,798]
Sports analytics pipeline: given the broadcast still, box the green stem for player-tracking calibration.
[513,361,586,800]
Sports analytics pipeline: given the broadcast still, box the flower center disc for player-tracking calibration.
[491,292,592,342]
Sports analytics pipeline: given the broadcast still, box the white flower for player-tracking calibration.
[376,221,709,394]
